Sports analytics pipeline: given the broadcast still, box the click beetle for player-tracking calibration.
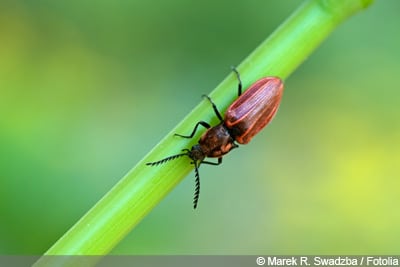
[146,67,284,208]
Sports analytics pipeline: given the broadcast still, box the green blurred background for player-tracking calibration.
[1,0,399,255]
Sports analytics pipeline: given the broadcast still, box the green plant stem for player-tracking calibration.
[34,0,373,265]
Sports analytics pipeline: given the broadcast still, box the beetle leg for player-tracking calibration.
[174,121,210,139]
[202,95,224,122]
[231,66,242,96]
[201,157,222,166]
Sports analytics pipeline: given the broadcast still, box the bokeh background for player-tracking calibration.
[1,0,399,255]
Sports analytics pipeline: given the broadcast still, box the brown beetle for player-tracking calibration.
[146,68,284,208]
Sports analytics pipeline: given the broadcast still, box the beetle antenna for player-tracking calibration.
[146,153,188,166]
[193,161,201,209]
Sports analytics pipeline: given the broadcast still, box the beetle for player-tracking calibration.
[146,67,284,208]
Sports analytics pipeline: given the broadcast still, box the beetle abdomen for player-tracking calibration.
[225,77,284,144]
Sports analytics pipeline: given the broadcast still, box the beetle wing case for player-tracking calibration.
[225,77,284,144]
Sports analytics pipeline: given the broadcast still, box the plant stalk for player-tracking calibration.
[34,0,373,266]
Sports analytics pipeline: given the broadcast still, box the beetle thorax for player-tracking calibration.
[194,124,236,158]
